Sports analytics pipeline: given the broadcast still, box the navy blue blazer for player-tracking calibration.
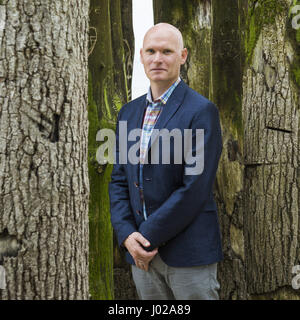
[109,80,223,267]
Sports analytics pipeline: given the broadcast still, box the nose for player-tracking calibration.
[153,52,162,63]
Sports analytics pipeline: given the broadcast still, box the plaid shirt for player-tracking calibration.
[139,77,181,220]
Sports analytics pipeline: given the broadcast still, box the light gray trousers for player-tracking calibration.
[131,253,220,300]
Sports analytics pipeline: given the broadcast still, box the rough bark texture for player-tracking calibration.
[154,0,300,299]
[242,0,300,299]
[210,0,246,299]
[0,0,90,299]
[88,0,137,299]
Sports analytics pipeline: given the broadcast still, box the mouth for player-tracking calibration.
[150,68,166,72]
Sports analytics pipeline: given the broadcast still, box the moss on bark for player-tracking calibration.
[88,72,114,299]
[288,1,300,88]
[153,0,212,98]
[245,0,289,64]
[88,0,134,300]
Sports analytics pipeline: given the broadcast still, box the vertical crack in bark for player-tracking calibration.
[49,113,60,143]
[0,0,89,299]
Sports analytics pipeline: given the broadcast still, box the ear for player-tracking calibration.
[140,48,144,64]
[181,48,188,65]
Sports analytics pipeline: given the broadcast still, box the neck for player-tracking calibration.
[150,79,178,100]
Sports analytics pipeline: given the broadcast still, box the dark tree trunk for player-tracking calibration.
[154,0,300,299]
[88,0,137,299]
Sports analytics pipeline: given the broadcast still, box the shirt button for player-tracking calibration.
[134,182,139,188]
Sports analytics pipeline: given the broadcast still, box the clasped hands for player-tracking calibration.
[123,232,158,272]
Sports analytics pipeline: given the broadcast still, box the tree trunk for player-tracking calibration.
[154,0,212,97]
[0,0,90,299]
[242,0,300,299]
[210,0,246,300]
[154,0,300,299]
[88,0,137,299]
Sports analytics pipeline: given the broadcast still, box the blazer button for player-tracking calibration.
[134,182,139,188]
[136,209,141,215]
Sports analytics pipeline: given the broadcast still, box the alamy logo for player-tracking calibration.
[291,5,300,30]
[96,121,205,176]
[0,266,6,290]
[292,265,300,290]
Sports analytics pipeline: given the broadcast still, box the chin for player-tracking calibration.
[149,75,170,81]
[151,77,167,81]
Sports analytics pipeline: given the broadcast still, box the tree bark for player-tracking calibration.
[154,0,300,299]
[242,0,300,299]
[0,0,90,299]
[154,0,212,97]
[210,0,246,299]
[88,0,137,299]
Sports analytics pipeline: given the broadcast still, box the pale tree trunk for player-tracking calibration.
[88,0,137,299]
[242,0,300,299]
[0,0,90,299]
[154,0,300,299]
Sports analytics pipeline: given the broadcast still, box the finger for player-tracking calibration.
[145,248,158,257]
[135,250,156,261]
[136,259,148,271]
[135,233,150,247]
[139,262,145,271]
[135,247,158,259]
[134,259,142,269]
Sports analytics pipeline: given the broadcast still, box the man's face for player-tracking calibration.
[140,27,187,86]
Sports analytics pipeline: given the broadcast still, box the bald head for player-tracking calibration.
[140,22,188,95]
[143,23,184,51]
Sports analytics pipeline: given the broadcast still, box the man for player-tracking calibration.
[109,23,223,300]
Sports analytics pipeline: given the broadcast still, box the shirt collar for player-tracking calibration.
[146,77,181,105]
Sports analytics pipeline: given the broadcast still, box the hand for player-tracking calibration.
[123,232,158,271]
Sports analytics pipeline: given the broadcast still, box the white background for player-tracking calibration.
[131,0,154,100]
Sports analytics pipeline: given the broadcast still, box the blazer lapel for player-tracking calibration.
[147,80,188,151]
[131,96,147,182]
[135,97,148,130]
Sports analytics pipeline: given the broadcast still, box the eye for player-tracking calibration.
[146,49,155,54]
[163,49,172,54]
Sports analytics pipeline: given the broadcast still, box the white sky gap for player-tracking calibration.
[131,0,154,100]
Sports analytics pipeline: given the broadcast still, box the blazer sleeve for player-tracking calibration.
[109,108,137,247]
[138,102,222,250]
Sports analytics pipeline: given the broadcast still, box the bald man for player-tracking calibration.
[109,23,223,300]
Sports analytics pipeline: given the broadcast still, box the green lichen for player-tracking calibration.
[292,16,300,88]
[103,86,112,120]
[112,94,123,113]
[88,72,114,300]
[122,60,129,103]
[292,65,300,87]
[296,28,300,43]
[245,0,289,64]
[246,13,259,64]
[288,1,300,88]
